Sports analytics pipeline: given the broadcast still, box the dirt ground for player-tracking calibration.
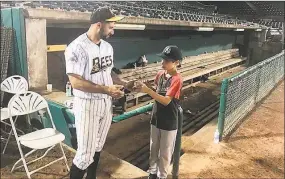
[0,143,115,179]
[1,143,72,179]
[179,81,284,178]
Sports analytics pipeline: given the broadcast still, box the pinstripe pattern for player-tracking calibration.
[149,125,177,178]
[65,33,115,170]
[65,33,114,100]
[73,97,112,170]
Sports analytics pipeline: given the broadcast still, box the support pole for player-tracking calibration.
[217,78,229,141]
[172,105,183,179]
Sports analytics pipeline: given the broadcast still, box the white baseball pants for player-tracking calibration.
[149,125,177,178]
[72,97,112,170]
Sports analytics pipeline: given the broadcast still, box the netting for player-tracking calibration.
[218,50,284,138]
[0,27,15,106]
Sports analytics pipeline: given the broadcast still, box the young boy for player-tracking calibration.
[135,45,183,179]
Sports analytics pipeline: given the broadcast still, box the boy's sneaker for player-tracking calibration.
[148,173,157,179]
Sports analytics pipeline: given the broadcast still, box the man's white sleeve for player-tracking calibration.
[65,44,87,76]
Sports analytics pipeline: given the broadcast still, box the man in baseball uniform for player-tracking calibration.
[65,7,132,179]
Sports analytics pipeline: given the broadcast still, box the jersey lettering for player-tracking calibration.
[91,55,113,74]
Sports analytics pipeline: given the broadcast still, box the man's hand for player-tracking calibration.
[107,85,125,99]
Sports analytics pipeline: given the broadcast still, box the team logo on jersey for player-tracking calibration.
[163,46,171,54]
[65,50,78,62]
[91,55,113,74]
[157,76,172,93]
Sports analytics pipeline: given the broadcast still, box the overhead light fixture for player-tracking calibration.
[234,28,245,31]
[115,24,145,30]
[195,27,214,31]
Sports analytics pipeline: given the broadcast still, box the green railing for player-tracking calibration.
[217,50,284,140]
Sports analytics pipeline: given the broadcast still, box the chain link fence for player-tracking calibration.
[1,27,15,106]
[217,50,284,140]
[1,27,14,83]
[0,26,21,107]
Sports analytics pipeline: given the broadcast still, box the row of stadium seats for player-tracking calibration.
[204,2,284,17]
[254,19,284,29]
[2,1,284,17]
[251,2,284,16]
[0,1,259,27]
[213,2,257,15]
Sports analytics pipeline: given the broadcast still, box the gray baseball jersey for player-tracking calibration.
[65,33,114,170]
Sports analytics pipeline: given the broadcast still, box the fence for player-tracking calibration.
[1,7,28,79]
[0,27,19,106]
[217,50,284,140]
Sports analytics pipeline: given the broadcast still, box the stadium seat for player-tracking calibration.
[1,1,276,28]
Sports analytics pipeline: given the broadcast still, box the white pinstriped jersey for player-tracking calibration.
[65,33,114,99]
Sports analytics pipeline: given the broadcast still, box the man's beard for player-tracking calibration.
[99,28,109,40]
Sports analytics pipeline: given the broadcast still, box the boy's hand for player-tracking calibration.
[133,81,150,93]
[124,80,137,92]
[142,80,156,91]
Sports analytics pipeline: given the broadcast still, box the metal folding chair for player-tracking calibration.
[1,75,28,154]
[8,91,70,179]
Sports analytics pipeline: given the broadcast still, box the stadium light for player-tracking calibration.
[195,27,214,31]
[234,28,245,32]
[115,24,146,30]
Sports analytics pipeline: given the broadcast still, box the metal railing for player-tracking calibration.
[172,105,183,179]
[217,50,284,140]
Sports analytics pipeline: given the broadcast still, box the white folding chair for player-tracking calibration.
[1,75,29,94]
[1,75,29,154]
[7,91,70,179]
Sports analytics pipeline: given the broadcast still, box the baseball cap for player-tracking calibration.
[90,7,124,24]
[157,45,182,62]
